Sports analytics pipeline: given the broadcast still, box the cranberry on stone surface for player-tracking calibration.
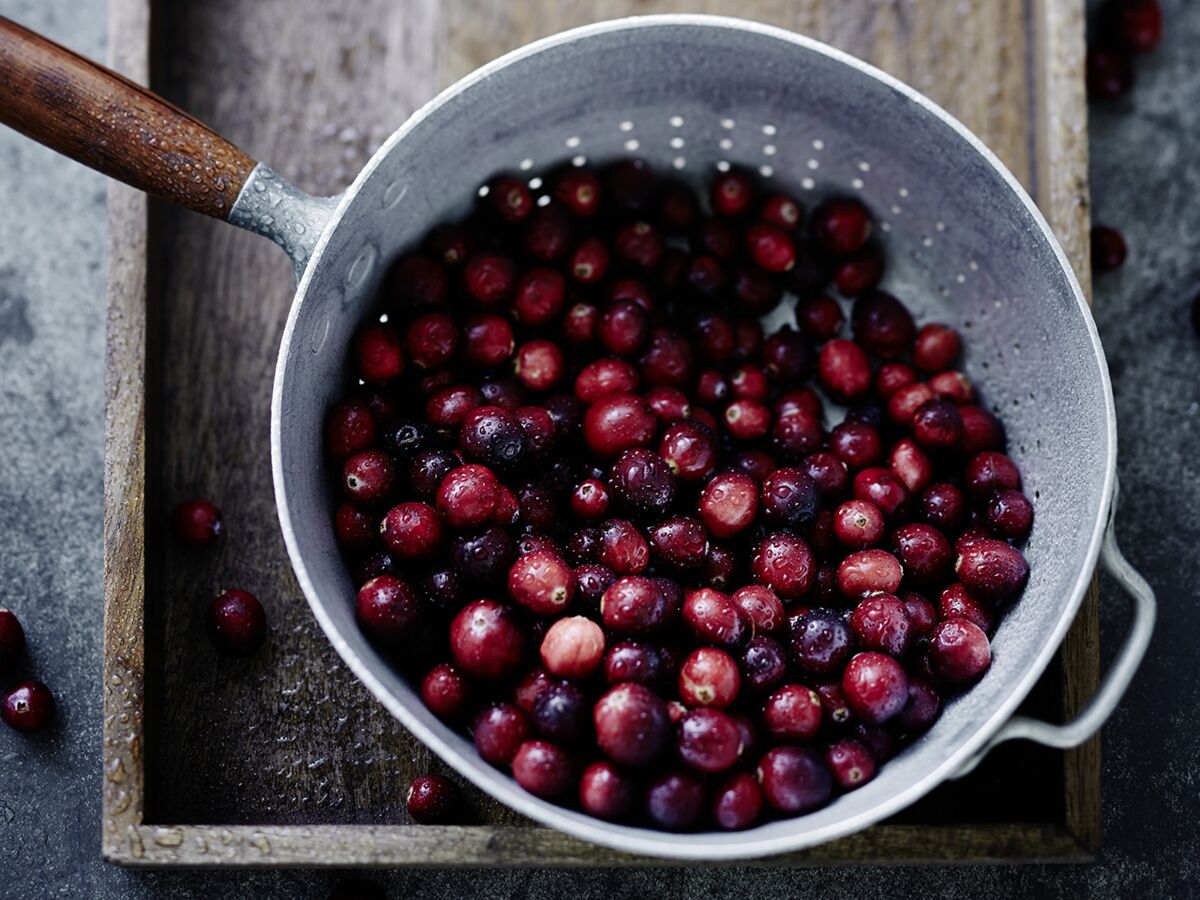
[818,339,872,401]
[172,498,224,546]
[356,577,419,651]
[987,489,1035,541]
[354,323,405,384]
[381,502,443,559]
[761,468,821,531]
[842,652,909,724]
[752,533,815,600]
[579,761,635,821]
[648,517,708,571]
[758,746,833,813]
[597,519,651,575]
[764,684,823,741]
[825,738,876,790]
[929,618,992,683]
[206,588,268,658]
[732,585,785,634]
[645,770,705,831]
[2,680,55,733]
[789,608,854,675]
[697,472,759,539]
[811,197,872,256]
[679,647,741,709]
[342,451,398,507]
[512,740,574,798]
[713,772,764,831]
[1086,46,1134,100]
[449,599,524,680]
[0,609,25,672]
[594,682,670,767]
[955,538,1030,602]
[893,523,953,586]
[421,663,470,720]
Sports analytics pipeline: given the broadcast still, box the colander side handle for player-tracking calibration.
[954,478,1155,777]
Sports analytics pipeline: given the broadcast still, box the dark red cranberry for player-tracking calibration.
[736,317,767,362]
[842,652,909,724]
[543,394,584,444]
[902,591,937,638]
[508,550,575,616]
[563,301,600,346]
[761,467,820,531]
[564,527,599,565]
[764,684,823,741]
[582,393,656,458]
[789,608,854,675]
[608,449,675,519]
[406,774,461,824]
[792,296,843,343]
[645,387,691,425]
[696,472,759,538]
[912,323,960,372]
[959,405,1007,455]
[564,238,608,285]
[987,489,1035,541]
[570,479,610,521]
[2,679,54,733]
[474,702,531,766]
[1104,0,1163,52]
[939,581,996,631]
[811,197,872,256]
[830,420,883,470]
[887,382,935,428]
[757,191,801,229]
[403,313,458,372]
[1087,46,1134,100]
[645,769,705,831]
[732,585,785,634]
[648,517,708,571]
[928,370,974,405]
[758,746,832,813]
[1090,223,1129,273]
[513,340,565,393]
[206,588,268,657]
[603,159,657,214]
[658,421,718,483]
[427,224,472,267]
[678,647,740,709]
[609,277,656,312]
[532,680,591,744]
[354,550,398,583]
[388,254,449,309]
[833,499,886,549]
[772,409,824,461]
[729,267,782,316]
[964,452,1023,502]
[896,678,942,734]
[513,267,566,325]
[815,681,852,726]
[516,533,559,558]
[603,641,662,686]
[449,599,524,680]
[739,635,789,693]
[554,167,601,216]
[893,523,953,586]
[0,609,25,673]
[324,400,376,462]
[720,399,768,442]
[639,328,695,389]
[601,576,672,634]
[889,438,933,495]
[850,593,910,656]
[575,563,616,613]
[744,223,795,272]
[838,549,903,599]
[613,221,664,270]
[955,538,1030,602]
[342,450,398,506]
[818,339,871,401]
[484,175,533,222]
[380,502,443,559]
[524,205,573,261]
[700,544,738,593]
[875,362,917,399]
[591,519,647,576]
[711,169,755,216]
[853,467,910,519]
[355,576,421,651]
[436,464,499,528]
[825,738,876,790]
[852,722,896,763]
[762,327,814,385]
[579,761,635,821]
[918,482,967,534]
[852,291,915,358]
[677,707,741,773]
[594,682,670,766]
[682,588,747,648]
[929,618,991,683]
[694,214,738,259]
[712,772,763,831]
[911,399,964,450]
[803,451,850,499]
[408,449,459,501]
[171,498,224,546]
[752,532,815,600]
[577,359,641,407]
[657,181,700,231]
[515,481,558,532]
[451,526,515,584]
[462,313,515,369]
[426,384,482,429]
[354,323,405,383]
[421,663,470,720]
[731,448,777,483]
[512,740,574,798]
[598,300,651,358]
[681,255,723,296]
[834,243,885,296]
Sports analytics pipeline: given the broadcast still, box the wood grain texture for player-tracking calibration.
[102,0,1098,866]
[0,14,252,218]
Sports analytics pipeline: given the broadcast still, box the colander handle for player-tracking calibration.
[955,477,1155,777]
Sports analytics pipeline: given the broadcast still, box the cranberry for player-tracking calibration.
[0,609,25,672]
[815,681,852,725]
[918,482,967,534]
[538,617,603,680]
[355,576,421,651]
[582,393,656,458]
[712,772,764,830]
[484,175,533,222]
[852,291,916,358]
[825,738,876,790]
[1103,0,1163,52]
[886,383,934,429]
[405,774,461,824]
[579,761,635,821]
[354,323,405,383]
[639,328,695,389]
[762,327,814,385]
[732,266,784,315]
[803,451,850,499]
[888,438,933,495]
[2,679,54,733]
[342,450,398,507]
[732,585,785,633]
[758,746,832,813]
[427,224,472,267]
[789,608,854,675]
[682,588,747,648]
[406,449,458,502]
[603,641,662,686]
[796,295,845,342]
[838,549,904,599]
[601,576,672,634]
[903,592,937,638]
[741,223,794,272]
[401,314,457,373]
[711,169,755,216]
[786,239,835,298]
[511,340,563,393]
[893,523,952,586]
[643,770,704,831]
[739,635,789,693]
[171,498,224,546]
[554,167,601,216]
[574,562,616,611]
[512,740,574,798]
[507,550,575,616]
[474,702,531,766]
[752,532,815,600]
[718,399,766,441]
[896,678,942,734]
[421,663,470,720]
[648,517,708,571]
[599,300,651,358]
[912,399,964,450]
[986,489,1035,541]
[422,384,476,429]
[875,362,917,399]
[833,499,886,549]
[659,421,718,483]
[594,682,670,766]
[645,387,691,424]
[574,358,638,404]
[462,313,515,369]
[929,618,991,683]
[657,181,699,230]
[354,550,398,583]
[525,204,574,260]
[756,469,818,534]
[436,464,499,528]
[569,479,609,521]
[597,519,651,575]
[830,420,882,470]
[677,707,741,773]
[850,593,910,656]
[693,471,755,539]
[853,467,910,519]
[380,502,443,559]
[1086,46,1135,100]
[449,599,524,680]
[811,197,872,256]
[388,254,449,308]
[772,409,824,462]
[532,680,591,744]
[842,652,909,723]
[818,339,872,401]
[678,647,741,709]
[834,243,885,296]
[451,526,515,584]
[959,405,1006,455]
[955,538,1030,602]
[608,449,675,519]
[764,684,823,741]
[563,301,600,346]
[964,452,1023,502]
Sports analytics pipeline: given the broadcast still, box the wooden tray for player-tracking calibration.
[101,0,1099,867]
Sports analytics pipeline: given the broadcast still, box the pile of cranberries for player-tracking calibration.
[324,158,1033,832]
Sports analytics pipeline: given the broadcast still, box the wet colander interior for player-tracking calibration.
[271,16,1114,858]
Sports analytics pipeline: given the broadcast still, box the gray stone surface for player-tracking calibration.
[0,0,1196,896]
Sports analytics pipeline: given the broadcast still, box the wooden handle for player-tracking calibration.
[0,16,254,219]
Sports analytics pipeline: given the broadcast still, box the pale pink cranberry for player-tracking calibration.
[540,616,605,679]
[889,438,933,494]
